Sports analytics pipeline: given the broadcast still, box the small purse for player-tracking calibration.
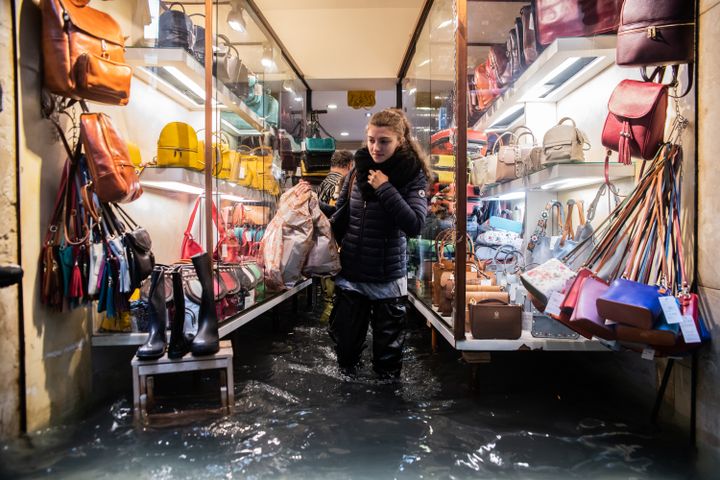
[542,117,590,166]
[601,79,668,165]
[596,278,666,329]
[568,275,615,340]
[468,298,522,340]
[520,258,576,307]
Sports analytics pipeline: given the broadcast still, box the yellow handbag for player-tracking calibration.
[229,145,253,183]
[197,131,232,177]
[250,146,280,195]
[156,122,202,170]
[127,141,143,167]
[235,151,257,188]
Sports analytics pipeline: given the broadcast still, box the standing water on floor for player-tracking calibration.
[0,301,710,479]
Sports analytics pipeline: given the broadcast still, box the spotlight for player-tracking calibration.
[261,44,274,68]
[227,0,246,33]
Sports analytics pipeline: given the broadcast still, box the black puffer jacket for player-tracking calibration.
[335,145,428,282]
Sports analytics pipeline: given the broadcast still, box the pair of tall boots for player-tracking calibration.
[136,253,219,360]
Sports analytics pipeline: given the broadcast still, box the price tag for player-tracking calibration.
[641,347,655,360]
[659,296,683,324]
[221,244,228,258]
[480,279,492,286]
[239,166,246,179]
[544,291,564,316]
[509,284,518,303]
[679,315,701,343]
[549,235,561,251]
[295,166,302,177]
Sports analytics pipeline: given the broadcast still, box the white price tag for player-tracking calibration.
[641,347,655,360]
[295,166,302,177]
[549,235,561,251]
[239,166,246,179]
[659,296,683,324]
[481,279,492,286]
[222,244,228,258]
[509,284,518,303]
[679,315,701,343]
[544,291,564,316]
[246,289,255,307]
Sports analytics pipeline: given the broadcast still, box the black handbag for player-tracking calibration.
[109,204,155,292]
[157,3,195,51]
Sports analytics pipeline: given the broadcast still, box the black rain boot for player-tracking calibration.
[167,267,192,359]
[370,297,407,379]
[190,253,220,356]
[136,267,168,360]
[328,288,371,375]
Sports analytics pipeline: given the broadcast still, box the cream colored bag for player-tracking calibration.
[542,117,590,165]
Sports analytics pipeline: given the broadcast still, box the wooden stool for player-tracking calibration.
[131,340,234,424]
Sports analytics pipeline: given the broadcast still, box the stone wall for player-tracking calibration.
[0,0,20,439]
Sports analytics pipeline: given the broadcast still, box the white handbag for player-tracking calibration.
[541,117,591,166]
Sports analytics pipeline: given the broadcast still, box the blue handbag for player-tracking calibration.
[596,278,666,330]
[489,215,523,234]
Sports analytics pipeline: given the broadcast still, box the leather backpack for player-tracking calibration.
[41,0,132,105]
[486,44,512,90]
[80,113,142,203]
[157,2,195,51]
[157,122,202,170]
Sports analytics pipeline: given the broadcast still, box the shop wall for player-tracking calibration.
[16,0,92,432]
[0,0,21,439]
[696,0,720,459]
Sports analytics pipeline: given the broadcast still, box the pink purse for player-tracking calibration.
[569,276,616,340]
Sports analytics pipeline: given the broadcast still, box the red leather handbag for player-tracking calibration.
[601,79,668,165]
[617,0,695,68]
[535,0,622,46]
[181,197,206,260]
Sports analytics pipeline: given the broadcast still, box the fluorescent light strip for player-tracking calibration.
[141,180,205,195]
[164,66,206,99]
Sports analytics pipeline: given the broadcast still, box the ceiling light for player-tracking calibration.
[540,177,602,191]
[340,132,349,136]
[282,80,295,93]
[261,44,274,68]
[221,194,249,202]
[418,59,430,67]
[497,192,526,201]
[327,104,337,110]
[365,112,372,117]
[227,0,246,33]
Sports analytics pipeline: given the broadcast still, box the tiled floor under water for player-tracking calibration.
[0,295,715,479]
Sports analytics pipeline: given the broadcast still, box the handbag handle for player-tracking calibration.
[216,34,241,60]
[468,298,509,306]
[557,117,576,127]
[164,2,186,13]
[491,131,513,155]
[251,145,274,156]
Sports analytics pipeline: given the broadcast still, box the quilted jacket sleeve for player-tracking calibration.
[375,171,428,237]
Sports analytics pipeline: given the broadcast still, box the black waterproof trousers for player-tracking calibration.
[328,287,407,377]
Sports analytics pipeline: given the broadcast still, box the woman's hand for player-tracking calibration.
[368,170,388,189]
[295,180,312,196]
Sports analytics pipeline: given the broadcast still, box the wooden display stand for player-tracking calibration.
[131,340,234,424]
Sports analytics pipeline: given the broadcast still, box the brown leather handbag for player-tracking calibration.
[486,45,512,90]
[601,79,668,165]
[535,0,622,46]
[617,0,695,68]
[41,0,132,105]
[468,298,522,340]
[80,113,142,203]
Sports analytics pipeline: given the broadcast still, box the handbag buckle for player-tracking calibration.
[646,26,658,40]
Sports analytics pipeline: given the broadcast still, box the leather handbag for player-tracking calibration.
[601,79,668,165]
[188,13,206,64]
[542,117,590,165]
[535,0,623,46]
[157,2,195,51]
[214,35,244,85]
[112,205,155,292]
[468,299,522,340]
[157,122,202,170]
[616,0,695,68]
[596,278,665,329]
[80,113,142,204]
[568,275,616,340]
[41,0,132,105]
[520,3,541,64]
[473,64,499,111]
[486,44,512,90]
[615,320,679,347]
[506,18,525,80]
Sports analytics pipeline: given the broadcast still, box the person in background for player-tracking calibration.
[316,150,354,323]
[318,150,354,205]
[327,108,429,379]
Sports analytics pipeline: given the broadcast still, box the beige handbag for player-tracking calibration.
[495,131,524,183]
[514,127,543,174]
[542,117,590,166]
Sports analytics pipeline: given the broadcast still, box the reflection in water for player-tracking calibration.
[0,306,705,479]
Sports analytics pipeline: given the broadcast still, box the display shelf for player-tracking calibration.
[126,47,266,133]
[92,279,312,347]
[473,36,617,132]
[139,166,276,204]
[482,162,635,199]
[408,292,609,352]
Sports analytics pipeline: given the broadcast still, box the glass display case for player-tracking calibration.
[90,0,309,345]
[403,0,646,352]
